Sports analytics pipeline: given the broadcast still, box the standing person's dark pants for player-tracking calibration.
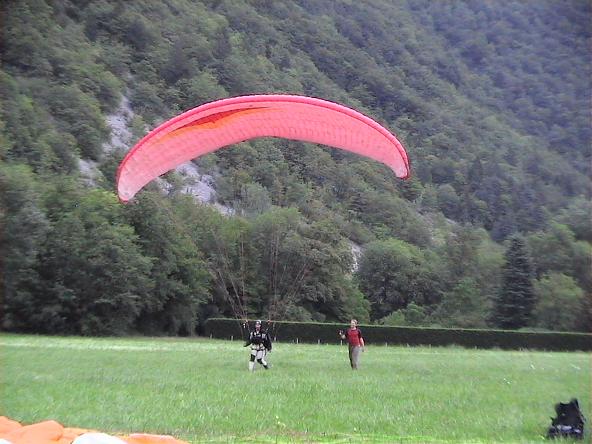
[349,344,362,369]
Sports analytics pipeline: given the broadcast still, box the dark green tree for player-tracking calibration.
[36,189,153,335]
[0,164,49,331]
[432,278,489,328]
[533,273,585,332]
[356,238,431,320]
[554,197,592,243]
[379,302,430,327]
[491,236,536,329]
[125,192,211,335]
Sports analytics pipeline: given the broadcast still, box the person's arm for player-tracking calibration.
[244,332,252,347]
[358,329,365,348]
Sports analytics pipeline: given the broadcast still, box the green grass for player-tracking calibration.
[1,334,590,443]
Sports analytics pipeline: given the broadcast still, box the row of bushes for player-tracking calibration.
[203,318,592,352]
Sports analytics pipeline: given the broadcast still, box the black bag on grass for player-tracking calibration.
[547,398,585,440]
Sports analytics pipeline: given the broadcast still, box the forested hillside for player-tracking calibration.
[1,0,590,335]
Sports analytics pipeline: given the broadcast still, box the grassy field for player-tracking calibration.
[1,334,590,443]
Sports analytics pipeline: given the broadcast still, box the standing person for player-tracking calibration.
[339,319,365,369]
[244,320,272,371]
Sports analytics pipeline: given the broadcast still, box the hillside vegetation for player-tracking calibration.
[1,0,590,335]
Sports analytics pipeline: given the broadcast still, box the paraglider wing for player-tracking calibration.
[116,95,410,202]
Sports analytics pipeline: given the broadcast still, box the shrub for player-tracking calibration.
[204,318,592,351]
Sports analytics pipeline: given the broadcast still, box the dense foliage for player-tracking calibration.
[1,0,590,335]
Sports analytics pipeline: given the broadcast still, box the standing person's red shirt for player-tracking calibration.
[345,327,364,347]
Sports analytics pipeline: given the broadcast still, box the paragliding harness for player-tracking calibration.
[241,319,277,343]
[546,398,586,440]
[243,320,273,370]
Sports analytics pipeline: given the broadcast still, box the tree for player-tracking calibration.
[45,84,109,160]
[356,238,429,320]
[336,276,371,324]
[437,184,461,219]
[237,182,272,217]
[528,223,579,278]
[250,209,364,322]
[528,222,592,293]
[491,236,536,329]
[175,70,227,111]
[249,207,305,319]
[439,226,484,282]
[432,278,489,328]
[0,164,49,331]
[380,302,429,327]
[37,189,153,335]
[125,192,211,335]
[554,197,592,242]
[533,273,585,331]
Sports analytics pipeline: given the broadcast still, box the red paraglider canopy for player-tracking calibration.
[117,94,410,203]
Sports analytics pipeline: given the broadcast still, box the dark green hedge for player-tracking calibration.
[203,318,592,352]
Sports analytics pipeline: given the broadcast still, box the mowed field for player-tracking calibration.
[1,334,590,443]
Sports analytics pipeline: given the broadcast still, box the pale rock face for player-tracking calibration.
[103,95,134,154]
[79,94,134,186]
[175,162,215,202]
[350,242,362,272]
[174,161,234,215]
[78,158,100,187]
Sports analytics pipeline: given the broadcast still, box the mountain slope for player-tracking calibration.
[1,0,590,334]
